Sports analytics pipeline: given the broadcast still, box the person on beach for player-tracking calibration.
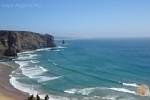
[27,95,34,100]
[45,94,49,100]
[36,94,41,100]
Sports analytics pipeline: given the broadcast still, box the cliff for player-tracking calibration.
[0,30,56,57]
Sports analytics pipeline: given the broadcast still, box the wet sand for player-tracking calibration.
[0,63,29,100]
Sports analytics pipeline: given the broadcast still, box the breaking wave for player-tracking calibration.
[30,60,39,64]
[38,76,63,83]
[108,88,137,95]
[9,75,38,95]
[64,86,138,96]
[64,87,99,95]
[122,83,138,87]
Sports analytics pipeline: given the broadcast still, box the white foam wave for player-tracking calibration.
[30,60,39,64]
[10,76,70,100]
[20,66,45,78]
[57,46,66,49]
[15,61,29,67]
[122,83,138,87]
[17,56,36,60]
[65,86,139,96]
[38,76,62,83]
[9,76,38,95]
[16,61,47,78]
[102,96,117,100]
[17,53,38,60]
[18,50,34,54]
[39,66,48,72]
[29,54,38,58]
[17,56,30,60]
[64,87,97,95]
[36,48,51,51]
[15,61,50,81]
[83,96,101,100]
[108,88,136,95]
[64,89,76,94]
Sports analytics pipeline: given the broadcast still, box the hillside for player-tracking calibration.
[0,30,56,57]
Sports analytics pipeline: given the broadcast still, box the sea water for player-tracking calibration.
[7,38,150,100]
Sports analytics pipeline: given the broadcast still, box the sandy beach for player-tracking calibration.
[0,63,28,100]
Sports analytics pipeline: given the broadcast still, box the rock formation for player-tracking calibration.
[4,32,19,56]
[0,30,56,57]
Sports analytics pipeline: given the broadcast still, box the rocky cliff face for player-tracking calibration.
[0,30,56,57]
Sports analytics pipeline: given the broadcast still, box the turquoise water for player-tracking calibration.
[9,38,150,100]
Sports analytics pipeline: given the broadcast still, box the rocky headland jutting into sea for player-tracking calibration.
[0,30,56,58]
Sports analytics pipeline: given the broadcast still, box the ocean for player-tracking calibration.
[6,38,150,100]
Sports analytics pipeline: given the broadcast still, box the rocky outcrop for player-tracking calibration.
[3,32,19,56]
[45,34,55,47]
[0,30,56,57]
[17,31,55,51]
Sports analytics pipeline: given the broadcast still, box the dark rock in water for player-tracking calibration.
[4,49,17,56]
[62,40,65,44]
[0,30,56,57]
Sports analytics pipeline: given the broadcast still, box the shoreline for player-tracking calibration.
[0,62,29,100]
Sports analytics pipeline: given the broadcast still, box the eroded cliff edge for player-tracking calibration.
[0,30,56,57]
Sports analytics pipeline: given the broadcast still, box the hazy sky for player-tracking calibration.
[0,0,150,38]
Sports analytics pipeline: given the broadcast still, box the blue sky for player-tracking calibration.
[0,0,150,38]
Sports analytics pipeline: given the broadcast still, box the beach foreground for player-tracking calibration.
[0,63,28,100]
